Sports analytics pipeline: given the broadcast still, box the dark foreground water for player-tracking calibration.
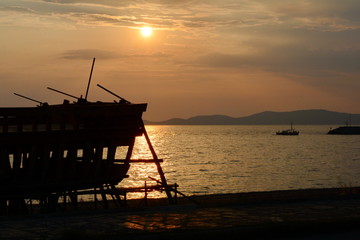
[118,125,360,198]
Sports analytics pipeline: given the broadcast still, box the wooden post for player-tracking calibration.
[99,186,109,209]
[13,147,22,179]
[125,139,135,163]
[144,181,148,206]
[0,146,10,175]
[67,147,77,181]
[106,145,116,175]
[94,144,104,177]
[54,144,65,182]
[40,145,50,181]
[94,187,98,209]
[174,183,178,204]
[110,184,123,207]
[69,190,78,209]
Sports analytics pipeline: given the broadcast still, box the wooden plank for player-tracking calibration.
[81,143,93,179]
[54,144,65,182]
[94,144,104,177]
[114,159,163,163]
[106,145,116,176]
[40,145,51,181]
[2,116,8,133]
[99,186,109,209]
[12,146,22,179]
[26,145,38,182]
[66,147,77,181]
[0,146,10,174]
[125,138,135,163]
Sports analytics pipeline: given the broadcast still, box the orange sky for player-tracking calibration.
[1,0,360,121]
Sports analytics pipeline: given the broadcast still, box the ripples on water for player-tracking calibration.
[120,125,360,198]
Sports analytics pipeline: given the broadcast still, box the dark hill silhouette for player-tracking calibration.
[144,109,360,125]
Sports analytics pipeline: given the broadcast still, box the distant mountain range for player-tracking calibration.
[144,109,360,125]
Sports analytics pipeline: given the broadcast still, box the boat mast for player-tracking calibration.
[85,57,96,101]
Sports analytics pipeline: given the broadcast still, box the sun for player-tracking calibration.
[141,27,153,37]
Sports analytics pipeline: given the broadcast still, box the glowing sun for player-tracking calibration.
[141,27,153,37]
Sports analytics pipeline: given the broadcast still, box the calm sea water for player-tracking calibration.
[119,125,360,198]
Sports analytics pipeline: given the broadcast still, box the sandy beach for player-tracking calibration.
[1,187,360,240]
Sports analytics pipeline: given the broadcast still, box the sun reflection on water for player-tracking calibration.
[118,126,173,199]
[119,125,360,200]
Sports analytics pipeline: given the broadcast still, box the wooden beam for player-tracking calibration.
[114,159,163,163]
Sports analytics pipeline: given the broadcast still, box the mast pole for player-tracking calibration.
[13,93,44,106]
[85,57,96,101]
[47,87,79,100]
[97,84,131,103]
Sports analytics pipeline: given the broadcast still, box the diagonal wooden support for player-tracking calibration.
[140,122,174,204]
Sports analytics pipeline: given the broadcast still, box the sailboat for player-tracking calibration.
[276,122,299,135]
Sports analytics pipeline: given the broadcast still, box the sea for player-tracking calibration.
[119,125,360,199]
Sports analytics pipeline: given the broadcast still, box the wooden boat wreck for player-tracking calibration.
[0,59,175,214]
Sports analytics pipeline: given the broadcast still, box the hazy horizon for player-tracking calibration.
[1,1,360,121]
[145,108,360,123]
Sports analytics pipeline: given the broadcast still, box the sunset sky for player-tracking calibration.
[1,0,360,121]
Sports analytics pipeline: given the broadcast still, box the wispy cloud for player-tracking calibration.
[61,49,170,59]
[61,49,118,59]
[3,0,360,31]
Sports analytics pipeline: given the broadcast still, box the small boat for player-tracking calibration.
[276,123,299,135]
[328,126,360,135]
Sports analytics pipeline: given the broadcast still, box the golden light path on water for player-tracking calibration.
[120,125,360,201]
[119,126,168,199]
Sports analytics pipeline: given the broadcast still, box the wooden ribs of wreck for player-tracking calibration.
[0,101,174,214]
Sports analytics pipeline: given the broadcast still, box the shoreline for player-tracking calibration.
[120,186,360,208]
[2,186,360,239]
